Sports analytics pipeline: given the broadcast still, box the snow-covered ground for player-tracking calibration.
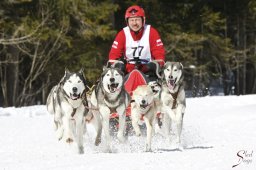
[0,95,255,170]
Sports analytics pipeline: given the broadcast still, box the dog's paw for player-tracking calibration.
[117,133,125,143]
[145,149,152,152]
[178,144,184,151]
[138,120,144,126]
[169,139,183,150]
[95,137,101,146]
[135,132,142,137]
[103,148,112,153]
[172,136,181,145]
[57,133,63,141]
[56,128,64,141]
[66,138,74,143]
[53,122,58,131]
[134,129,141,137]
[58,136,63,141]
[145,145,152,152]
[78,146,84,154]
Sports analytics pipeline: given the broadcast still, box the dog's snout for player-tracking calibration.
[169,75,173,79]
[72,87,78,93]
[141,99,146,104]
[110,78,115,82]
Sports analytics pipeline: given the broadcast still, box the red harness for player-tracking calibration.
[139,101,155,120]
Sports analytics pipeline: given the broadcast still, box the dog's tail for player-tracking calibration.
[151,60,163,79]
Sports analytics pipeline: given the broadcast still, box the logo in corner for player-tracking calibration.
[232,150,253,168]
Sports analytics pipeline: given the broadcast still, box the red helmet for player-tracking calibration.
[125,5,145,20]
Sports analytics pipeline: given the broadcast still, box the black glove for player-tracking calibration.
[145,62,157,73]
[113,62,125,73]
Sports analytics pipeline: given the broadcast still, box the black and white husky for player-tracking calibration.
[46,68,101,154]
[160,62,186,148]
[90,66,130,152]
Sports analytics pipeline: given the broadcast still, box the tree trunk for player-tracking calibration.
[6,46,20,106]
[235,16,240,95]
[0,61,8,107]
[242,16,247,95]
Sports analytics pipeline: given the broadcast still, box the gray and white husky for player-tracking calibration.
[90,66,130,152]
[46,68,101,154]
[160,62,186,148]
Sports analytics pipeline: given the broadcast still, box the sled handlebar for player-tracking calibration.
[127,57,149,64]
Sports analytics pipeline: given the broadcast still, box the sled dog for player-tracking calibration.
[90,66,130,151]
[46,68,101,154]
[160,62,186,147]
[148,80,161,99]
[131,85,159,152]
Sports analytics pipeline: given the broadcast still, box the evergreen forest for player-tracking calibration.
[1,0,256,106]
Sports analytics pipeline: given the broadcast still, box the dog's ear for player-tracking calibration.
[102,65,107,72]
[65,67,71,76]
[59,68,68,86]
[106,62,112,68]
[60,68,73,86]
[79,68,84,74]
[65,67,70,73]
[179,62,184,70]
[159,66,165,81]
[114,62,125,74]
[59,67,70,85]
[78,67,87,86]
[164,61,171,69]
[116,68,124,77]
[156,78,163,86]
[101,66,109,80]
[79,68,86,78]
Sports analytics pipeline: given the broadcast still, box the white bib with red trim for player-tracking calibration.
[124,25,151,64]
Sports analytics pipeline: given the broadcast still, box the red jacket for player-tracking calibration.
[109,26,165,73]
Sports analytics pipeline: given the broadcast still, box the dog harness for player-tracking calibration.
[138,100,155,120]
[62,89,89,118]
[169,85,181,109]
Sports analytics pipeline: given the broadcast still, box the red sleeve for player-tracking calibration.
[149,27,165,66]
[108,30,126,61]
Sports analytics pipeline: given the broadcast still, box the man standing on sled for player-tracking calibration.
[108,5,166,89]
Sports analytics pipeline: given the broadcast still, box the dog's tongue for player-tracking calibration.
[71,93,79,100]
[140,104,148,109]
[168,80,175,90]
[109,83,118,92]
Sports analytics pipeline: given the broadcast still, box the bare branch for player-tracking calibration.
[0,13,49,45]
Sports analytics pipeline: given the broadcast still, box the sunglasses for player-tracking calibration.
[129,8,138,14]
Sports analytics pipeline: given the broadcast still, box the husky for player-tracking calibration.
[131,85,159,152]
[46,68,102,154]
[160,62,186,148]
[148,80,163,129]
[90,66,130,152]
[148,80,161,99]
